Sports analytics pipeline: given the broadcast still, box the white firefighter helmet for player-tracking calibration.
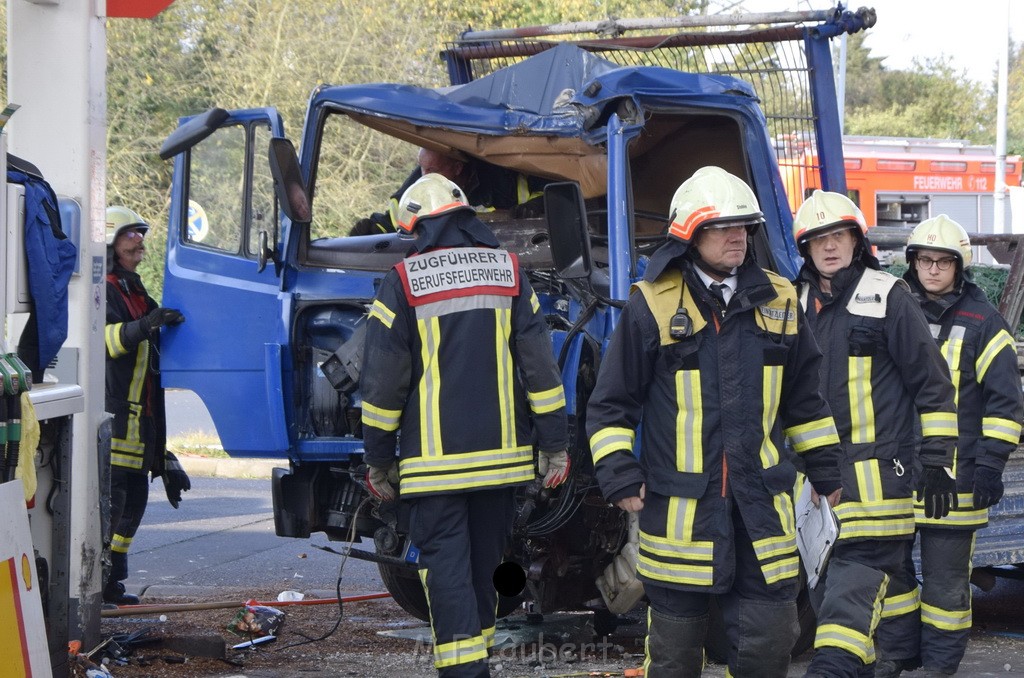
[906,214,973,268]
[106,205,150,246]
[395,173,473,234]
[792,189,867,251]
[667,166,763,244]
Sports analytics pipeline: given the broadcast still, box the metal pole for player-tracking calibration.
[836,33,848,136]
[995,0,1010,235]
[459,10,833,42]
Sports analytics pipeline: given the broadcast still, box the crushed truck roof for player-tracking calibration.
[306,42,759,196]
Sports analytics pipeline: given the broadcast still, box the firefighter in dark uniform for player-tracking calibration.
[104,206,191,605]
[791,191,959,678]
[586,166,844,677]
[349,147,546,236]
[360,173,569,677]
[874,216,1024,677]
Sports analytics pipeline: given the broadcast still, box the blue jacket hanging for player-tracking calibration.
[8,167,77,377]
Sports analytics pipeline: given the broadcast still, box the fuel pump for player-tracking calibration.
[0,338,31,482]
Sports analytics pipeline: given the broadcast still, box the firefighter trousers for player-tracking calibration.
[877,528,975,674]
[806,539,911,678]
[644,502,799,677]
[108,467,150,585]
[409,487,516,678]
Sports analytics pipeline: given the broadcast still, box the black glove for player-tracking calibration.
[916,465,958,519]
[973,466,1004,509]
[160,451,191,508]
[141,307,186,335]
[349,217,377,236]
[349,213,391,236]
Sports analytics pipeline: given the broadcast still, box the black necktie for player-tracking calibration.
[709,282,728,312]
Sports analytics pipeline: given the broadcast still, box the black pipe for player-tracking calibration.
[0,398,8,482]
[5,394,21,482]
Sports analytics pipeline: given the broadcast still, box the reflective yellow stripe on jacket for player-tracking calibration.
[398,445,534,495]
[915,492,988,528]
[976,328,1015,382]
[109,329,150,471]
[590,427,636,465]
[834,458,915,539]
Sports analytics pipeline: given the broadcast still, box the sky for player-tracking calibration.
[722,0,1023,86]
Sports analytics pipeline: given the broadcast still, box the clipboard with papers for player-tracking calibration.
[795,479,840,589]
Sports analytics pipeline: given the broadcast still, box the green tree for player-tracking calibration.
[1005,39,1024,155]
[838,31,886,111]
[843,50,992,144]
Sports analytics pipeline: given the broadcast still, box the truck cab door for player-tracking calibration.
[159,108,289,456]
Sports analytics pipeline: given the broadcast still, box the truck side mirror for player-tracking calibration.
[544,181,592,280]
[159,108,229,160]
[268,137,311,225]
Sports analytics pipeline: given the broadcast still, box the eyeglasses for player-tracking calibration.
[805,228,853,244]
[120,230,145,241]
[915,255,956,271]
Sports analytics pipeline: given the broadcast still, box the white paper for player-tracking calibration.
[795,479,840,589]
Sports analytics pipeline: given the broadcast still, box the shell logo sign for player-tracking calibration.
[0,483,50,676]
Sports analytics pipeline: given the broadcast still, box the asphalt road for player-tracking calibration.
[165,388,218,439]
[126,477,382,599]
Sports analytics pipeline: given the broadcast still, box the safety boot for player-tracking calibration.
[644,607,707,677]
[103,581,140,606]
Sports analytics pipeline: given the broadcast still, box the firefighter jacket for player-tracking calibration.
[796,263,958,542]
[586,257,843,594]
[104,264,167,476]
[905,274,1023,530]
[361,236,569,498]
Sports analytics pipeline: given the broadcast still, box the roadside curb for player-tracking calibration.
[176,454,282,480]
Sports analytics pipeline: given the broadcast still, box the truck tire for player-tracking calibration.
[704,584,816,662]
[376,562,522,622]
[377,562,430,622]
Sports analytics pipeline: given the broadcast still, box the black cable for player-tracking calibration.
[557,300,599,369]
[271,496,370,651]
[6,394,23,482]
[0,398,8,481]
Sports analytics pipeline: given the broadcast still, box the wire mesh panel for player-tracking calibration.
[443,20,831,203]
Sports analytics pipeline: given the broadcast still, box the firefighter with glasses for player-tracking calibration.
[874,215,1023,677]
[103,206,189,605]
[360,173,569,678]
[791,191,958,678]
[586,166,844,677]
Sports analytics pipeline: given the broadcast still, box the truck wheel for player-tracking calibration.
[376,562,522,623]
[377,562,430,622]
[703,584,816,662]
[593,608,623,637]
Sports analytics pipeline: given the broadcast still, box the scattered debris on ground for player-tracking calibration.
[80,589,650,677]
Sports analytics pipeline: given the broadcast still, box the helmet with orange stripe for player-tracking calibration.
[395,173,473,235]
[667,166,764,245]
[792,189,868,257]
